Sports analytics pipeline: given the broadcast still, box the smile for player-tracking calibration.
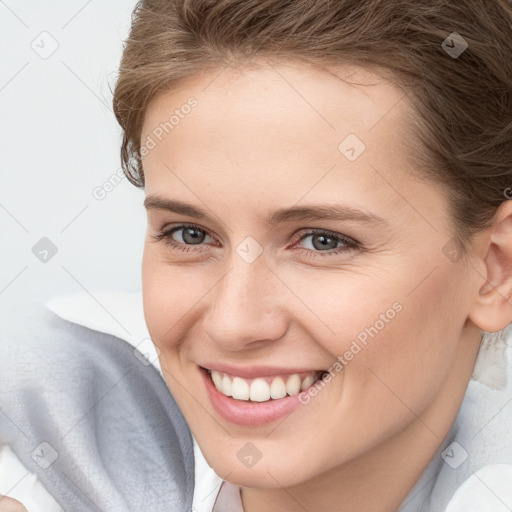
[208,369,325,402]
[199,364,330,426]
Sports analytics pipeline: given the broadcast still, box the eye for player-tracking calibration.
[152,223,216,253]
[291,229,360,258]
[151,224,360,258]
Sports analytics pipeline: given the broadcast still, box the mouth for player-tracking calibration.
[198,365,329,426]
[205,367,327,403]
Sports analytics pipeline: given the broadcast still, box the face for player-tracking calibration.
[140,60,479,488]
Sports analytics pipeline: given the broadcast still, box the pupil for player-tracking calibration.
[313,234,336,251]
[183,228,205,245]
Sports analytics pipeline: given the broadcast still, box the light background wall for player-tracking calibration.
[1,0,144,309]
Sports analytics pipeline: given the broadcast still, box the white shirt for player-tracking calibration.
[1,290,511,511]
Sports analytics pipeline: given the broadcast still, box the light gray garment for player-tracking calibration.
[0,300,195,511]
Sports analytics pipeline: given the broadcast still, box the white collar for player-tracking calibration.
[44,290,222,512]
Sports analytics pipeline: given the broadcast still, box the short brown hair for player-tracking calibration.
[113,0,512,253]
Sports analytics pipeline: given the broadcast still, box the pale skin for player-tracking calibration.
[142,60,512,511]
[0,496,27,512]
[7,62,512,511]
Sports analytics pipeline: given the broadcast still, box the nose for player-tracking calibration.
[202,255,288,352]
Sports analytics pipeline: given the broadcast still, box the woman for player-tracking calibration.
[2,0,512,510]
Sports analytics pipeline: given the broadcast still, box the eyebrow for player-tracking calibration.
[143,195,389,227]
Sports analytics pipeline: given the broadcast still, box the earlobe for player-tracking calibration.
[468,200,512,333]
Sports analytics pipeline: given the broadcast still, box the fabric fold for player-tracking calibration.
[0,300,194,511]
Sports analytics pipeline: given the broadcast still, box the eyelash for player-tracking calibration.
[152,223,360,258]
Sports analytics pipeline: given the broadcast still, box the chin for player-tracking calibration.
[203,446,320,489]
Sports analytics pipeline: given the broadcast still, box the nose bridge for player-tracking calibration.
[203,252,285,349]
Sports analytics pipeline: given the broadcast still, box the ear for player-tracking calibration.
[468,200,512,332]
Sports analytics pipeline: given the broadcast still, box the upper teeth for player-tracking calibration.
[209,370,322,402]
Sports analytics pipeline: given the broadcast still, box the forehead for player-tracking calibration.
[139,60,448,235]
[141,60,414,181]
[142,60,411,149]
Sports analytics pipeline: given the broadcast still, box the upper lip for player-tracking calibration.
[199,362,326,379]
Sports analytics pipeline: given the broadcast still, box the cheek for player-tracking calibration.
[289,261,465,402]
[368,274,463,411]
[141,244,220,364]
[141,246,191,346]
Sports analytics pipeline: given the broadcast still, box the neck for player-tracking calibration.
[240,324,482,512]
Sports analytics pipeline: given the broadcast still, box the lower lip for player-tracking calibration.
[200,367,308,427]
